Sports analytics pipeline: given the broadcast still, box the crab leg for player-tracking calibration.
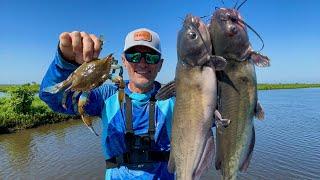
[72,91,81,113]
[62,90,70,110]
[111,64,122,70]
[78,91,99,136]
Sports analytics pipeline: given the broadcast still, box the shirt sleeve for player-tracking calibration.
[39,48,116,116]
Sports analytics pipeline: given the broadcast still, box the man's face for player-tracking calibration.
[122,45,163,91]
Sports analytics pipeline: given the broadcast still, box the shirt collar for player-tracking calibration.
[124,80,161,102]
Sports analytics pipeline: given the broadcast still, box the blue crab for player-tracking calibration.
[44,54,125,136]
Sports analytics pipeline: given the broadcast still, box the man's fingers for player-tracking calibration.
[90,34,102,59]
[57,31,103,64]
[59,32,72,47]
[59,32,74,61]
[81,32,94,62]
[71,31,83,63]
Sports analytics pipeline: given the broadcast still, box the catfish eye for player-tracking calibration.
[230,16,237,22]
[188,31,197,40]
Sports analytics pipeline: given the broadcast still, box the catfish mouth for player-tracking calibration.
[225,26,238,37]
[226,32,236,37]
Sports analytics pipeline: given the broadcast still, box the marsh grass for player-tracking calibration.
[258,83,320,90]
[0,96,77,133]
[0,83,39,93]
[0,84,76,133]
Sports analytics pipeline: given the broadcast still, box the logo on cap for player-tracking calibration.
[133,31,152,42]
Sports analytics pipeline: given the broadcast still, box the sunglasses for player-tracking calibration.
[125,52,161,64]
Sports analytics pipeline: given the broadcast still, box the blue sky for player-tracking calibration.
[1,0,319,84]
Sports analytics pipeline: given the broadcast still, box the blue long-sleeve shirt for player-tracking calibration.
[39,50,175,179]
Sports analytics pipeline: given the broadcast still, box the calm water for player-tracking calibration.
[0,92,39,98]
[0,88,319,179]
[0,92,5,98]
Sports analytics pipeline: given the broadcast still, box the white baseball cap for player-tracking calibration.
[123,28,161,54]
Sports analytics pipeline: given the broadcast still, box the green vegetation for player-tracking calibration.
[0,84,76,134]
[0,82,39,93]
[258,83,320,90]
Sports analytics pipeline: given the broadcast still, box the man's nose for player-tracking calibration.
[139,57,148,66]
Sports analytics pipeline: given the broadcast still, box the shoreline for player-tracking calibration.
[1,83,320,134]
[0,117,79,134]
[1,83,320,92]
[257,83,320,90]
[0,95,78,134]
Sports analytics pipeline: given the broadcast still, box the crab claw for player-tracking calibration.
[112,76,125,104]
[78,92,100,136]
[81,115,100,136]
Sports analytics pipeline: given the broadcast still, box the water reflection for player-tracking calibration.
[0,92,39,98]
[0,119,105,179]
[203,88,320,180]
[0,88,320,179]
[0,130,33,173]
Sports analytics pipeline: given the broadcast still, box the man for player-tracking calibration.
[40,28,175,179]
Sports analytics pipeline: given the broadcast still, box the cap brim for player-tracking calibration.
[124,41,161,54]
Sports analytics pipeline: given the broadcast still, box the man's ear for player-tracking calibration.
[158,59,164,72]
[121,54,127,69]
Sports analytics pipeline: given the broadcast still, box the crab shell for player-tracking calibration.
[65,54,114,91]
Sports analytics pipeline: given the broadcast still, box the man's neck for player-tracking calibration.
[128,82,154,93]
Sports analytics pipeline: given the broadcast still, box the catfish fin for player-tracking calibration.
[215,110,230,128]
[167,154,176,173]
[215,135,222,171]
[210,55,227,71]
[254,101,265,120]
[155,80,176,100]
[239,127,255,172]
[249,51,270,67]
[215,156,221,170]
[194,135,215,180]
